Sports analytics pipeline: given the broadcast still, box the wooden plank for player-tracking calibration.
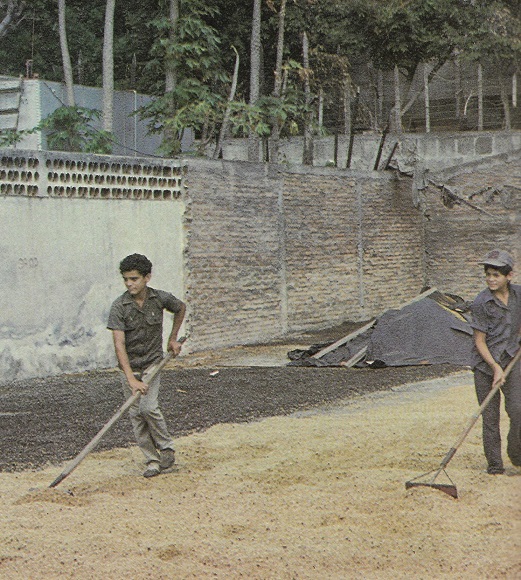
[313,320,376,359]
[340,345,368,368]
[313,287,438,359]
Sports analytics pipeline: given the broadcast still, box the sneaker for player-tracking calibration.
[143,465,161,478]
[160,448,176,470]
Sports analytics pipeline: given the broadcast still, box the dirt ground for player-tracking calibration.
[0,328,520,578]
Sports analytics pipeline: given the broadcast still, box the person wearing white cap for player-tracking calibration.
[470,249,521,474]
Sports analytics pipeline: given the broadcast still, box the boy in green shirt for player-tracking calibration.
[107,254,186,478]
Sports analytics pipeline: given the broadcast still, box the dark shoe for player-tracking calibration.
[486,466,505,475]
[160,448,176,470]
[143,465,161,478]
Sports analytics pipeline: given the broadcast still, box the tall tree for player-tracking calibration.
[301,30,313,164]
[102,0,116,132]
[248,0,262,161]
[162,0,179,149]
[141,0,227,155]
[164,0,178,93]
[456,1,521,130]
[268,0,287,162]
[0,0,25,39]
[57,0,75,106]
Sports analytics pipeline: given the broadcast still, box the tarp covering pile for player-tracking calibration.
[287,290,474,368]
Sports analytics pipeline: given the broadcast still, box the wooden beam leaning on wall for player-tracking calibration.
[312,287,439,367]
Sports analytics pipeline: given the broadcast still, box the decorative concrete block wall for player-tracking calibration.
[0,150,186,383]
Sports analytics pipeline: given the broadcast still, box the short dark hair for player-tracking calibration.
[119,254,152,276]
[484,264,512,276]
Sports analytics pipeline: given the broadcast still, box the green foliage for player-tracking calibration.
[227,83,310,139]
[140,0,229,155]
[0,0,519,156]
[0,129,26,147]
[38,106,113,154]
[455,1,521,71]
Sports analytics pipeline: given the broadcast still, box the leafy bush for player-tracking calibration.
[38,106,113,154]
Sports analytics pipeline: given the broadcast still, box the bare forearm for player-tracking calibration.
[168,302,186,347]
[114,341,135,382]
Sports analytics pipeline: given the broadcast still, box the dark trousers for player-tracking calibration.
[474,357,521,471]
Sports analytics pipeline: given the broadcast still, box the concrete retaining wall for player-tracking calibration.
[221,131,521,172]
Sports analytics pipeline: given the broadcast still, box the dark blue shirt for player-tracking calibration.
[470,283,521,374]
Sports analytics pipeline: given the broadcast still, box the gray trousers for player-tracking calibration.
[474,357,521,471]
[120,371,175,466]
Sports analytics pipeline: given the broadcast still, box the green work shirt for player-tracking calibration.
[107,287,184,371]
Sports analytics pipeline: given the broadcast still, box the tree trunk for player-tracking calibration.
[302,31,313,166]
[318,88,323,128]
[377,69,384,127]
[248,0,262,162]
[400,59,446,120]
[213,46,240,159]
[500,76,511,130]
[454,55,462,120]
[102,0,116,133]
[268,0,287,164]
[58,0,75,106]
[163,0,179,152]
[477,62,483,131]
[165,0,179,93]
[513,72,518,109]
[390,64,402,133]
[0,1,24,40]
[343,80,351,136]
[424,62,430,133]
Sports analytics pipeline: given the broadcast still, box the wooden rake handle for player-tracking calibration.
[49,344,183,489]
[439,346,521,470]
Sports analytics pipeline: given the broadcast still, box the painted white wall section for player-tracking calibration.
[0,151,186,383]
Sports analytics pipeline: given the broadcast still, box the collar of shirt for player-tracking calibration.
[481,286,511,309]
[121,287,158,307]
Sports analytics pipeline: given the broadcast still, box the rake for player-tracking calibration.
[49,340,185,489]
[405,347,521,499]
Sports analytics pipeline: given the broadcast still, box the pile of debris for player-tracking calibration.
[288,288,474,368]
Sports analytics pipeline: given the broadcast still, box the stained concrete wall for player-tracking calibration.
[221,131,521,172]
[0,150,186,383]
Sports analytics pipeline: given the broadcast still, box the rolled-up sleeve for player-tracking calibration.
[107,298,126,330]
[156,289,184,314]
[470,300,488,333]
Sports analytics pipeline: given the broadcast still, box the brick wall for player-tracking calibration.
[184,159,425,350]
[423,151,521,301]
